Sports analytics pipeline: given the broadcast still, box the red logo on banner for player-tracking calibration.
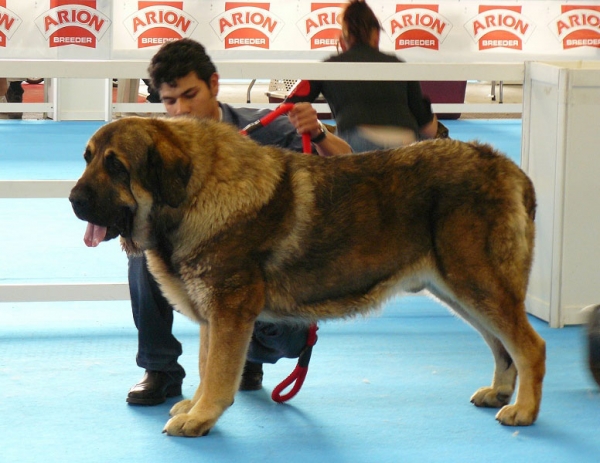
[125,1,198,48]
[386,4,452,51]
[35,0,111,48]
[551,5,600,49]
[210,2,284,49]
[297,3,344,49]
[465,5,534,51]
[0,1,22,48]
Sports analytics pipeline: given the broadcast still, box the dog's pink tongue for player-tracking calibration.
[84,222,107,247]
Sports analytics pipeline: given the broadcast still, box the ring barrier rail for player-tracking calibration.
[0,60,525,120]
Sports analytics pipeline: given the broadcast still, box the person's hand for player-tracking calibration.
[287,102,322,139]
[287,102,353,157]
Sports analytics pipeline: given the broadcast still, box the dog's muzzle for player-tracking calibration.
[69,183,131,242]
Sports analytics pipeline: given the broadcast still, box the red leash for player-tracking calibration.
[240,102,312,154]
[239,100,318,403]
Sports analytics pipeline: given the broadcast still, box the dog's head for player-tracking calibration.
[69,117,192,251]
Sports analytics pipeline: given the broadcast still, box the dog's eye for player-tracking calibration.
[83,148,92,164]
[105,151,129,179]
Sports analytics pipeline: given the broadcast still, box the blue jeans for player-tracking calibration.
[337,126,417,153]
[129,255,186,382]
[337,127,384,153]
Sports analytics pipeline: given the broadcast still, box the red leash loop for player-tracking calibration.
[271,323,318,403]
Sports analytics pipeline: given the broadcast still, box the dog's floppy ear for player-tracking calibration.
[144,138,192,208]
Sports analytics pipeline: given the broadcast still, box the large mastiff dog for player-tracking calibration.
[69,116,545,437]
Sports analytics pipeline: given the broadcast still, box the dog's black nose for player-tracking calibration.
[69,186,91,218]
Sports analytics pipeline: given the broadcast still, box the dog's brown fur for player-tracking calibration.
[70,116,545,437]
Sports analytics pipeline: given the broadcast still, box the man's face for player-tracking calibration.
[158,71,220,120]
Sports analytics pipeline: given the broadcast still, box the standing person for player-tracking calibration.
[0,77,24,119]
[123,38,352,406]
[0,78,24,120]
[287,0,437,152]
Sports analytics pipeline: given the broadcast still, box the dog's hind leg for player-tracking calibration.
[469,330,517,408]
[432,179,544,425]
[435,296,517,407]
[440,291,545,426]
[489,306,545,426]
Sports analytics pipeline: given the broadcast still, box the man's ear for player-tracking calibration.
[144,138,192,208]
[209,72,219,98]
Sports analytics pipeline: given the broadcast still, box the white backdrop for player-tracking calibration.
[0,0,599,62]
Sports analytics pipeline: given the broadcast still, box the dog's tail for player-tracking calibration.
[522,174,537,223]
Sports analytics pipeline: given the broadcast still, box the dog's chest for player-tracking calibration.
[145,251,211,323]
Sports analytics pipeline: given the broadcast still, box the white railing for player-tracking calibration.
[0,60,525,119]
[0,60,524,302]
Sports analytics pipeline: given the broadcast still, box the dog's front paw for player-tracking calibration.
[470,386,512,408]
[163,413,215,437]
[170,398,194,417]
[495,404,536,426]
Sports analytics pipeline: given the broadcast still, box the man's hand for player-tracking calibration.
[288,102,322,140]
[287,102,352,157]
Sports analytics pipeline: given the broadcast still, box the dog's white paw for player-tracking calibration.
[163,413,216,437]
[170,398,194,417]
[470,386,512,408]
[495,404,535,426]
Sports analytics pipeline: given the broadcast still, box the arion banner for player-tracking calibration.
[0,1,599,62]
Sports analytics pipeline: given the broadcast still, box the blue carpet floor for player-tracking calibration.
[2,119,600,463]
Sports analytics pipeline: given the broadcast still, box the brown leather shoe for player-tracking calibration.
[126,370,182,405]
[240,361,263,391]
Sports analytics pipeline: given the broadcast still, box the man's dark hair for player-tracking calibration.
[147,38,217,91]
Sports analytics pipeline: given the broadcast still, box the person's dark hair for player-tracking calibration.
[147,38,217,91]
[342,0,381,46]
